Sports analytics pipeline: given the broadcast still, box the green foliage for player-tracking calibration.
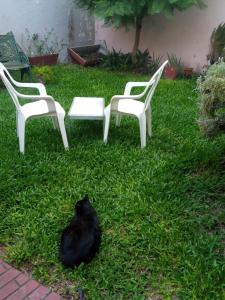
[167,53,183,68]
[75,0,205,60]
[207,62,225,78]
[101,48,162,74]
[135,49,152,67]
[33,66,57,84]
[76,0,205,28]
[209,23,225,63]
[0,65,225,300]
[101,48,132,70]
[149,52,164,74]
[197,62,225,136]
[167,53,184,77]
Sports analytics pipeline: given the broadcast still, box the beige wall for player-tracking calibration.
[95,0,225,71]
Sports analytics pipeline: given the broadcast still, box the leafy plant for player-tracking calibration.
[135,49,152,66]
[76,0,206,63]
[209,23,225,64]
[100,48,131,70]
[101,49,162,74]
[167,53,184,77]
[197,62,225,136]
[167,53,183,68]
[22,29,65,56]
[149,53,163,75]
[207,60,225,78]
[33,66,57,84]
[135,50,164,74]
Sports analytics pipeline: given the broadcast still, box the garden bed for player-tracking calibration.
[68,45,103,66]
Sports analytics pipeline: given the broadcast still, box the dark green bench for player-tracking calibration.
[0,31,31,80]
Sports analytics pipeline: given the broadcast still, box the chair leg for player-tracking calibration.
[57,115,69,150]
[115,114,122,127]
[139,114,146,148]
[16,111,19,137]
[21,67,32,82]
[18,115,26,154]
[104,107,111,144]
[20,68,25,81]
[28,67,32,82]
[52,116,59,130]
[146,107,152,137]
[103,117,105,141]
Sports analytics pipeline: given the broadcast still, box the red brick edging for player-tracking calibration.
[0,260,64,300]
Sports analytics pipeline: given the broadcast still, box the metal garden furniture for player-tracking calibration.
[0,62,68,154]
[0,31,31,81]
[103,60,168,148]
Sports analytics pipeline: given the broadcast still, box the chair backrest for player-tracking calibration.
[0,31,29,68]
[144,60,168,111]
[0,62,21,112]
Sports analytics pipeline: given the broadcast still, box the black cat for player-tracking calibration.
[59,196,101,268]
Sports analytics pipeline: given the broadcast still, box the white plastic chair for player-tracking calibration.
[104,60,168,148]
[0,62,69,154]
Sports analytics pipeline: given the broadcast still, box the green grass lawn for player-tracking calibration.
[0,65,225,300]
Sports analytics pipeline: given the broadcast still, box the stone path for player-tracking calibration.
[0,259,64,300]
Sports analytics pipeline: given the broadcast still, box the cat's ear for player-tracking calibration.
[83,195,89,201]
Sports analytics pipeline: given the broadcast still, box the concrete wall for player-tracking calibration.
[0,0,94,61]
[95,0,225,71]
[69,6,95,47]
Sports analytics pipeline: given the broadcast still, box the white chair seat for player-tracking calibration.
[117,98,145,117]
[21,100,65,119]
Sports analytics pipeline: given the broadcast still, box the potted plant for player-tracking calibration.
[22,29,65,66]
[184,67,194,77]
[164,54,184,79]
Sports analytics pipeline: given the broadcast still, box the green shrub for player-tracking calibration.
[101,48,132,71]
[167,53,184,77]
[100,49,162,75]
[197,118,220,137]
[207,62,225,78]
[197,62,225,136]
[33,66,57,84]
[209,23,225,63]
[149,52,163,74]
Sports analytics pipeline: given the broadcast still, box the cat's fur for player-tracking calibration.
[59,196,101,268]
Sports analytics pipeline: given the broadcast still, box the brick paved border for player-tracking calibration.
[0,260,64,300]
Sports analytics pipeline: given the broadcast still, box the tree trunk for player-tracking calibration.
[131,21,142,64]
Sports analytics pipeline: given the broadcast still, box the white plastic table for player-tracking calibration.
[68,97,105,139]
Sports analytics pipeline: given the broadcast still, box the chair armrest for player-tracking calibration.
[17,93,56,112]
[12,81,47,96]
[1,64,47,95]
[110,94,140,111]
[124,81,149,96]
